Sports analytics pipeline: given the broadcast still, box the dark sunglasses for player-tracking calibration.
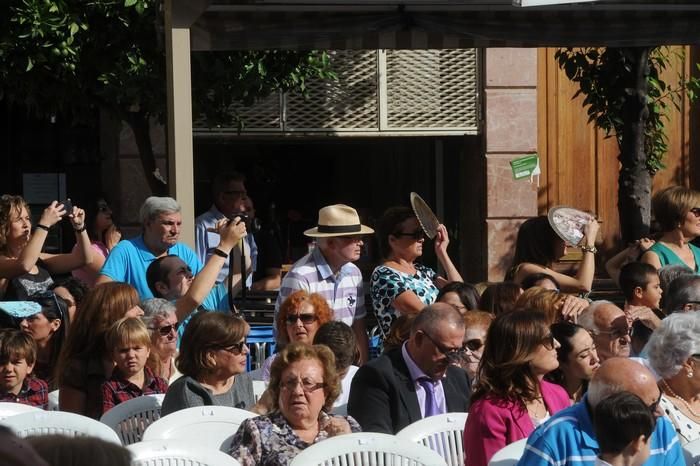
[221,342,248,355]
[393,229,425,241]
[464,339,484,352]
[285,313,317,325]
[690,207,700,218]
[150,322,178,337]
[420,331,467,364]
[541,333,556,350]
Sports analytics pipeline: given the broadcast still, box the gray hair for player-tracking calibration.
[658,265,694,296]
[411,303,464,336]
[646,312,700,379]
[662,275,700,315]
[139,196,181,226]
[577,300,614,334]
[140,298,176,328]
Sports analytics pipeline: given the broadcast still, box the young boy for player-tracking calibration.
[0,328,49,409]
[593,391,655,466]
[618,261,664,355]
[101,317,168,414]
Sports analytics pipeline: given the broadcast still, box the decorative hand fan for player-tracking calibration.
[547,206,595,246]
[410,192,440,240]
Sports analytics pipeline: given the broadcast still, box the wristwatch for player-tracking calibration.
[581,245,597,254]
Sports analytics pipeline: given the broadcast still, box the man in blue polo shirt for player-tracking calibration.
[517,358,682,466]
[97,197,202,299]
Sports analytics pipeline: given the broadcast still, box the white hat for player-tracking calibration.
[304,204,374,238]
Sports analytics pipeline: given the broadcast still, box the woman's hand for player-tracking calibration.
[559,295,588,323]
[39,201,66,228]
[104,224,122,250]
[628,238,655,260]
[68,206,86,230]
[322,417,353,437]
[434,224,450,255]
[216,217,247,252]
[583,220,600,247]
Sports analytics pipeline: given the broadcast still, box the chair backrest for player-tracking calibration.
[289,432,448,466]
[684,438,700,466]
[396,412,469,466]
[488,438,528,466]
[99,394,165,445]
[252,380,267,402]
[0,402,41,420]
[247,325,276,371]
[0,410,121,444]
[142,405,255,451]
[128,439,241,466]
[47,390,59,411]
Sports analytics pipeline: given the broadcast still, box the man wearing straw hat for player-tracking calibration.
[275,204,373,363]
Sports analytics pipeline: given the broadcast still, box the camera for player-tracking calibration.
[227,212,260,233]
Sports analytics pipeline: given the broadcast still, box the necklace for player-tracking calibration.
[527,397,546,419]
[661,379,700,418]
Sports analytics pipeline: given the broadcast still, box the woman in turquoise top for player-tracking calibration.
[641,186,700,274]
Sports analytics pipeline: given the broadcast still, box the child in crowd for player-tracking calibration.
[593,391,655,466]
[101,317,168,414]
[618,262,664,355]
[0,328,49,409]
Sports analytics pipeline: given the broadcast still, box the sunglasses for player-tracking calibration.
[220,342,248,355]
[285,313,317,325]
[420,331,467,364]
[648,391,662,416]
[541,333,557,350]
[150,322,178,337]
[464,339,484,352]
[690,207,700,218]
[393,229,426,241]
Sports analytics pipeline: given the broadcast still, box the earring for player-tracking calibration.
[688,370,694,378]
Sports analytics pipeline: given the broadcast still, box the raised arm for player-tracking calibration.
[434,224,463,283]
[173,217,247,322]
[41,205,93,274]
[605,238,655,286]
[0,201,65,279]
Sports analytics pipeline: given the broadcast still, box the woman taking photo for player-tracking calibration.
[161,312,254,415]
[72,197,121,287]
[56,282,143,419]
[545,322,600,403]
[230,343,361,465]
[262,290,333,381]
[371,206,462,335]
[463,310,570,466]
[0,195,92,300]
[506,215,599,294]
[642,186,700,273]
[647,312,700,444]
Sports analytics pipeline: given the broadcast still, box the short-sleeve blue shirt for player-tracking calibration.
[99,235,203,299]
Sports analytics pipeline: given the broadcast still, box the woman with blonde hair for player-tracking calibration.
[0,195,92,300]
[56,282,143,418]
[642,186,700,273]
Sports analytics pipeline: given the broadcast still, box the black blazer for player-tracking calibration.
[347,348,471,434]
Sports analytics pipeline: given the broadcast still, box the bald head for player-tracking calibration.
[579,301,630,361]
[411,302,464,336]
[407,303,465,380]
[588,358,661,415]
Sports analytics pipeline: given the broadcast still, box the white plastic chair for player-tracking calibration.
[0,410,121,444]
[47,390,59,411]
[100,394,165,445]
[0,402,41,420]
[142,405,255,451]
[396,412,469,466]
[289,432,448,466]
[684,438,700,466]
[252,380,267,402]
[488,438,528,466]
[128,439,241,466]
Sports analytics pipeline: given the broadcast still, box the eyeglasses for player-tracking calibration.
[285,313,317,325]
[220,342,248,355]
[280,377,326,393]
[648,391,662,416]
[464,339,484,352]
[596,326,632,340]
[690,207,700,218]
[541,333,557,350]
[223,190,247,199]
[150,322,178,337]
[420,331,467,364]
[393,229,425,241]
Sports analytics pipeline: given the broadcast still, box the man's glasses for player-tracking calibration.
[280,377,326,393]
[648,391,662,416]
[393,229,425,241]
[220,342,248,355]
[464,339,484,352]
[596,326,632,340]
[223,190,247,199]
[285,313,317,325]
[541,333,557,350]
[150,322,178,337]
[420,331,468,364]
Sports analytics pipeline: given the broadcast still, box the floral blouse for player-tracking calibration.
[229,410,361,466]
[370,263,438,335]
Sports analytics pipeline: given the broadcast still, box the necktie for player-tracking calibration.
[418,377,440,417]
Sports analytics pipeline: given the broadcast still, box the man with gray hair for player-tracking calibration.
[347,303,471,434]
[97,196,202,299]
[662,274,700,314]
[578,300,631,362]
[517,358,683,466]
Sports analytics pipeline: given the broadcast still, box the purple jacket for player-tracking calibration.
[463,380,570,466]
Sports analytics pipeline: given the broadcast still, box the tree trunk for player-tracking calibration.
[126,112,167,197]
[617,47,652,243]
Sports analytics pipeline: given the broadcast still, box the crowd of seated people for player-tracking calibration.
[0,182,698,466]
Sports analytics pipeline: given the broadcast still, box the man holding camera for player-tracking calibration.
[195,172,257,288]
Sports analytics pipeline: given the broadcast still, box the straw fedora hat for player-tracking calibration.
[304,204,375,238]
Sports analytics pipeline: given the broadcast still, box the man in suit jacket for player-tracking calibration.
[347,303,471,434]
